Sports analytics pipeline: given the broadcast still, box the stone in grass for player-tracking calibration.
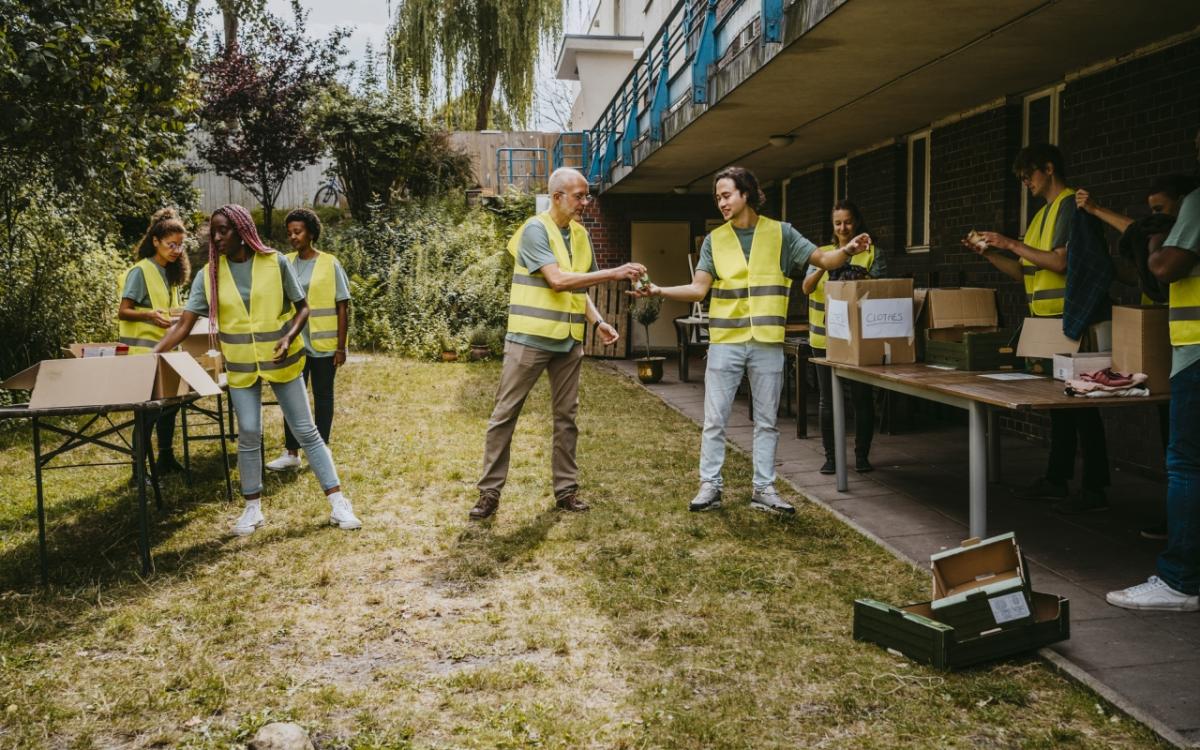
[249,722,315,750]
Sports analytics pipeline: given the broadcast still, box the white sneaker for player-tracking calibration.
[750,485,796,515]
[329,496,362,530]
[231,505,265,536]
[265,452,302,472]
[1106,576,1199,612]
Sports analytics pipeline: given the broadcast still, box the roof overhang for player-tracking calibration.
[607,0,1200,194]
[556,34,644,80]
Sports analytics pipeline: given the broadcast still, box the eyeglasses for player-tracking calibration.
[1017,168,1041,184]
[165,241,184,251]
[555,191,594,203]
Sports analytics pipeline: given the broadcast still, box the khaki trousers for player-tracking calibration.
[478,340,584,496]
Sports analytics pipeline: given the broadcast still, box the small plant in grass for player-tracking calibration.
[468,324,492,361]
[439,334,458,362]
[630,296,665,383]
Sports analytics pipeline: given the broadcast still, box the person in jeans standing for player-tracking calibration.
[469,168,646,521]
[802,200,887,475]
[631,167,870,514]
[266,208,351,473]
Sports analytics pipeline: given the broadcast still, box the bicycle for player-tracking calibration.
[313,173,344,208]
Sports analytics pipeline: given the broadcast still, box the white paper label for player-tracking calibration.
[988,592,1031,624]
[826,299,850,340]
[860,298,914,339]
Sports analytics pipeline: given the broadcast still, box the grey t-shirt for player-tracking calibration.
[507,221,598,353]
[121,262,172,308]
[290,253,351,357]
[1028,192,1076,250]
[697,221,818,279]
[185,252,306,317]
[1165,189,1200,377]
[805,243,888,282]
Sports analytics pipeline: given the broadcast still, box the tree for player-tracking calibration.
[196,0,346,232]
[390,0,562,131]
[316,86,472,220]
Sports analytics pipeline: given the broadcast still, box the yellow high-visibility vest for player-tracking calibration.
[1169,268,1200,346]
[203,253,306,389]
[807,243,876,350]
[117,258,181,354]
[1021,188,1074,317]
[506,213,592,342]
[708,217,791,344]
[286,250,340,353]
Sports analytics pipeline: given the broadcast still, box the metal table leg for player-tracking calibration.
[796,344,809,439]
[32,417,47,586]
[833,370,848,492]
[181,403,193,485]
[134,410,152,575]
[969,401,987,538]
[987,407,1001,484]
[217,394,233,502]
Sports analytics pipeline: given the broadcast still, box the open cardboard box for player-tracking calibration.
[1113,305,1171,394]
[2,352,222,409]
[930,533,1034,637]
[1052,352,1113,382]
[824,278,916,366]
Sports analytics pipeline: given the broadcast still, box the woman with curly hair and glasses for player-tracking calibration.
[118,207,191,477]
[155,204,363,536]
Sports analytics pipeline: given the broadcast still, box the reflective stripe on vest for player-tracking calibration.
[204,253,306,388]
[117,258,180,354]
[1169,265,1200,346]
[1021,188,1073,317]
[806,243,876,350]
[709,217,791,344]
[286,250,340,352]
[506,213,592,342]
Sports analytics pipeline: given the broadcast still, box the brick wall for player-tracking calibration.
[846,143,906,254]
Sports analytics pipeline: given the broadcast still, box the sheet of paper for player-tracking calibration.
[979,372,1043,381]
[826,298,850,340]
[860,297,913,339]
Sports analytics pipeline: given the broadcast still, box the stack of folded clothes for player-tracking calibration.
[1064,368,1149,398]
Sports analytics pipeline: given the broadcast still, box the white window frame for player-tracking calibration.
[906,130,931,253]
[833,157,848,203]
[1019,85,1063,235]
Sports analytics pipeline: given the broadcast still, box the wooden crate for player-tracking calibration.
[585,281,629,359]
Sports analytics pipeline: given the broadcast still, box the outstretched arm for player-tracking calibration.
[539,261,645,292]
[629,269,714,303]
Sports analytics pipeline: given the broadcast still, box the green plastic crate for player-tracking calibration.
[924,327,1018,371]
[853,591,1069,670]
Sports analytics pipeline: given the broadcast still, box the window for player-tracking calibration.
[833,158,848,203]
[906,130,930,251]
[1020,85,1062,234]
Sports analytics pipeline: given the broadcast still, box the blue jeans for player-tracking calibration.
[699,341,784,489]
[1158,358,1200,595]
[229,376,341,496]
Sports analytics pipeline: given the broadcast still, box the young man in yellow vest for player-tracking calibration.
[970,144,1110,513]
[631,167,870,513]
[1107,168,1200,612]
[470,168,646,520]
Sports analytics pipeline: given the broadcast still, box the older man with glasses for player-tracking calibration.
[470,168,646,520]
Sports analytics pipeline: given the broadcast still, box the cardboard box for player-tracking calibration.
[824,278,916,366]
[924,287,999,329]
[1015,317,1080,359]
[1,352,221,409]
[930,533,1034,637]
[1052,352,1113,382]
[1112,305,1171,394]
[61,342,129,358]
[853,591,1069,670]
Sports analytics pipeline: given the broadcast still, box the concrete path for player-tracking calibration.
[603,357,1199,748]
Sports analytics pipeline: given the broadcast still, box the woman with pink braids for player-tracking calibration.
[156,204,362,535]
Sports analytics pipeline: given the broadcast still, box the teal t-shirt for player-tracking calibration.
[506,220,599,353]
[697,221,818,279]
[290,253,351,357]
[1166,190,1200,378]
[121,262,172,308]
[185,252,306,317]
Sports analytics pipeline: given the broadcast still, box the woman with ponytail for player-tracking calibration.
[118,207,191,475]
[155,204,363,535]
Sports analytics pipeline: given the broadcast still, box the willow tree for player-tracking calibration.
[390,0,561,131]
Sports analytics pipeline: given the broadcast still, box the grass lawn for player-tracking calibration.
[0,355,1169,749]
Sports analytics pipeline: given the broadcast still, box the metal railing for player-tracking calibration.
[560,0,784,190]
[551,131,591,174]
[496,147,550,194]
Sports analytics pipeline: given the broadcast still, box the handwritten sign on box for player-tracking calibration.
[826,298,851,340]
[860,298,913,340]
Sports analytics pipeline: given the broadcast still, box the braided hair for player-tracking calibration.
[207,204,276,351]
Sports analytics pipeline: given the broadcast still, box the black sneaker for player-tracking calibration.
[156,454,185,475]
[1053,488,1109,515]
[855,456,874,473]
[1139,524,1167,540]
[1013,478,1068,502]
[819,458,836,475]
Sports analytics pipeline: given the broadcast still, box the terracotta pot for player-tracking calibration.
[441,350,458,362]
[635,356,665,384]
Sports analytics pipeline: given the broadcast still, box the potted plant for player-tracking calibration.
[468,325,491,361]
[630,296,666,384]
[440,334,458,362]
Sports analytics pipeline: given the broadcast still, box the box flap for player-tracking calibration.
[158,352,222,396]
[27,357,158,409]
[1,362,41,391]
[926,288,998,329]
[1016,317,1081,358]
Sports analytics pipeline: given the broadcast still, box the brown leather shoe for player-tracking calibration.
[555,491,590,513]
[470,490,500,520]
